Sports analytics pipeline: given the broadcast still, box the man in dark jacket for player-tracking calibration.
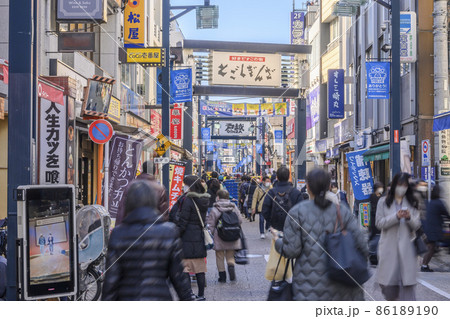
[102,179,194,301]
[262,166,303,232]
[116,161,169,225]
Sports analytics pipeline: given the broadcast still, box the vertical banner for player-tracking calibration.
[246,103,260,116]
[400,12,417,63]
[170,103,183,140]
[274,102,288,116]
[169,161,186,209]
[108,135,143,218]
[309,86,320,126]
[274,130,283,144]
[306,100,312,130]
[359,203,371,227]
[201,127,211,141]
[232,103,246,116]
[256,143,263,154]
[170,69,192,103]
[366,62,390,99]
[346,150,374,200]
[290,12,306,45]
[124,0,145,48]
[39,99,67,184]
[66,97,76,185]
[328,69,345,119]
[287,118,295,139]
[206,142,214,152]
[150,110,162,137]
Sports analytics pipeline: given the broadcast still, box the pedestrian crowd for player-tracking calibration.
[98,161,450,301]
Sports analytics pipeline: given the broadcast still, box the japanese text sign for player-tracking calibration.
[291,12,305,45]
[359,203,371,227]
[170,69,192,102]
[274,130,283,144]
[124,0,145,48]
[400,12,417,63]
[422,139,431,166]
[211,51,281,87]
[170,104,183,140]
[201,127,211,141]
[150,110,162,137]
[308,86,320,126]
[107,97,121,123]
[155,133,172,157]
[328,69,345,119]
[366,62,390,99]
[39,99,67,185]
[219,121,252,136]
[287,118,295,139]
[57,0,106,22]
[169,161,186,209]
[126,48,165,67]
[346,150,374,201]
[200,100,232,116]
[108,135,143,218]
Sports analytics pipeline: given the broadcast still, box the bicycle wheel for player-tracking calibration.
[80,268,101,301]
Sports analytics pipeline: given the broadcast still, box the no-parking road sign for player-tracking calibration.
[422,139,430,166]
[89,119,114,144]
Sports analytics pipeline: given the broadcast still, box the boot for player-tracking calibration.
[228,265,236,282]
[218,271,226,283]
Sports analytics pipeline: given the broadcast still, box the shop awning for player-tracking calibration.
[433,111,450,132]
[363,144,390,162]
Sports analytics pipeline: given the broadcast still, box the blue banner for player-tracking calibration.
[421,167,436,182]
[274,130,283,144]
[366,62,390,99]
[200,100,233,116]
[206,142,214,152]
[308,86,320,126]
[291,12,306,45]
[170,68,192,103]
[328,69,345,119]
[346,150,374,201]
[201,127,211,141]
[256,143,263,154]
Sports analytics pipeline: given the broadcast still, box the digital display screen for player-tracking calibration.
[25,187,75,297]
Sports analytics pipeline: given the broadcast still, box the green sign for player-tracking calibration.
[359,202,371,227]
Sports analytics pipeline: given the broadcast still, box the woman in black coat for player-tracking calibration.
[246,178,258,222]
[176,175,211,301]
[421,185,450,272]
[102,180,193,301]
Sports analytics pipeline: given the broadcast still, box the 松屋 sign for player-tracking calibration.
[219,121,252,136]
[124,0,145,48]
[39,99,67,184]
[211,51,281,87]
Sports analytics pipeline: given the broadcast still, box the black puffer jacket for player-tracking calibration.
[176,192,210,259]
[102,207,193,301]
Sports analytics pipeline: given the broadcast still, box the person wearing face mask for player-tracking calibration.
[376,173,421,301]
[413,180,428,221]
[251,176,272,239]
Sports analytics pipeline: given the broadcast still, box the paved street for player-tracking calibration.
[198,217,450,301]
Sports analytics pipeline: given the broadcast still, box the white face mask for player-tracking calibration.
[264,182,271,188]
[395,185,408,198]
[183,185,190,193]
[377,188,384,195]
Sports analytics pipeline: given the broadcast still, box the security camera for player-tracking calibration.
[381,44,392,53]
[380,24,387,32]
[384,125,390,132]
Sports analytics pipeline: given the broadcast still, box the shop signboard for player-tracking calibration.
[126,47,165,67]
[170,69,192,102]
[366,62,390,99]
[328,69,345,119]
[107,135,143,218]
[232,103,246,116]
[334,122,342,145]
[211,51,281,87]
[346,149,374,201]
[39,98,67,184]
[170,104,183,140]
[359,203,371,227]
[199,100,287,117]
[169,161,186,209]
[124,0,145,48]
[107,97,121,123]
[400,12,417,63]
[219,121,252,136]
[291,12,306,45]
[287,118,295,139]
[421,167,435,182]
[150,110,162,137]
[57,0,106,22]
[315,139,327,153]
[201,127,211,141]
[206,142,214,152]
[274,130,283,144]
[200,100,233,116]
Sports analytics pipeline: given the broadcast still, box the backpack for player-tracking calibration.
[271,188,293,229]
[216,209,241,242]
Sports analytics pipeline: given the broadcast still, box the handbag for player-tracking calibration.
[414,228,428,256]
[235,229,248,265]
[267,252,293,301]
[192,200,214,250]
[325,204,371,287]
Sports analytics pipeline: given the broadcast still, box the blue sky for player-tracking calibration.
[170,0,307,44]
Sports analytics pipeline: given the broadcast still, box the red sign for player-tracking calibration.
[151,110,162,137]
[170,103,183,140]
[38,79,65,105]
[1,62,8,84]
[169,162,186,209]
[394,130,399,143]
[89,119,114,144]
[287,118,295,139]
[229,56,265,62]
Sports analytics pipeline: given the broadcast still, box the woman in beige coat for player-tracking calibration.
[207,189,243,283]
[376,173,421,301]
[251,176,272,239]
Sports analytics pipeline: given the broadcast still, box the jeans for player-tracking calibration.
[49,244,54,254]
[39,245,45,255]
[259,213,266,234]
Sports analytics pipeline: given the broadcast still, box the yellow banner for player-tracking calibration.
[124,0,145,47]
[126,48,165,66]
[246,103,260,116]
[274,102,288,116]
[261,103,274,116]
[107,97,121,123]
[232,103,245,116]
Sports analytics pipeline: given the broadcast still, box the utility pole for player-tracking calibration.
[390,1,401,178]
[162,0,171,190]
[183,101,193,174]
[7,0,36,300]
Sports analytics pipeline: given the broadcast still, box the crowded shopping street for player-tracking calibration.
[1,1,450,315]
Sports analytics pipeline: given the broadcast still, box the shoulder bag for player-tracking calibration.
[192,200,214,250]
[267,251,294,301]
[325,204,370,287]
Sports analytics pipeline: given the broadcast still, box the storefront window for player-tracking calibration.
[121,64,132,88]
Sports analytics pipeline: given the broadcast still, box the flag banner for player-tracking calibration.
[346,150,374,201]
[199,100,287,117]
[232,103,246,116]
